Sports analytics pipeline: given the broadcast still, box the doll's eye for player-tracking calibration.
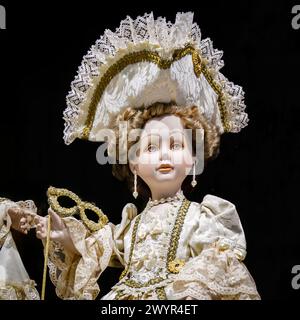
[147,144,159,152]
[171,142,184,150]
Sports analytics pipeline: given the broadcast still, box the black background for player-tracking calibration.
[0,1,299,303]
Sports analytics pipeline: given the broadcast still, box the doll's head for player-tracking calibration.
[110,102,220,200]
[63,14,249,190]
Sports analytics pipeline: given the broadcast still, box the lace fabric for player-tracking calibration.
[63,12,248,145]
[47,217,114,299]
[167,242,260,300]
[47,195,260,300]
[0,280,40,300]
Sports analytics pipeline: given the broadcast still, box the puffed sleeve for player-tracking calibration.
[47,203,137,300]
[169,195,260,300]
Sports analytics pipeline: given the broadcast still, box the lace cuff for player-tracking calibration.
[48,217,113,299]
[168,241,260,300]
[0,279,40,300]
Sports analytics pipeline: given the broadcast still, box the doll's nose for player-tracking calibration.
[160,144,171,161]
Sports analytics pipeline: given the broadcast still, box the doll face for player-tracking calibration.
[130,114,194,194]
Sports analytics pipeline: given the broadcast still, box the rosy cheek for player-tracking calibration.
[138,160,157,177]
[173,149,183,155]
[172,150,192,165]
[138,153,158,166]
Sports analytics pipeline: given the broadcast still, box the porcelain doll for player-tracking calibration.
[35,101,259,300]
[32,12,260,300]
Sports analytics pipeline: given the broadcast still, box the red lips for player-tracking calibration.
[157,163,174,172]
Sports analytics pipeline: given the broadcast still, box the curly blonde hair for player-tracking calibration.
[110,102,220,199]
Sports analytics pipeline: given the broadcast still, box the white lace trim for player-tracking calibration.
[112,276,175,297]
[47,222,113,300]
[0,280,40,300]
[127,201,182,284]
[63,12,248,145]
[169,244,260,299]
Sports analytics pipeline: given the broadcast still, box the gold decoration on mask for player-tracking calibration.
[47,186,108,232]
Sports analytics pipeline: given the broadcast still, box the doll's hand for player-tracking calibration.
[7,207,35,234]
[35,208,79,255]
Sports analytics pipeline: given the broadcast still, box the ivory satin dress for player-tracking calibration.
[47,194,260,300]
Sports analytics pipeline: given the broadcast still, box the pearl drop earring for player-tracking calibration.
[133,170,138,198]
[191,161,197,187]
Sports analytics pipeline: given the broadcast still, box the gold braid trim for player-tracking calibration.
[156,287,167,300]
[119,214,142,281]
[118,199,191,290]
[82,44,230,139]
[200,64,230,132]
[167,199,190,274]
